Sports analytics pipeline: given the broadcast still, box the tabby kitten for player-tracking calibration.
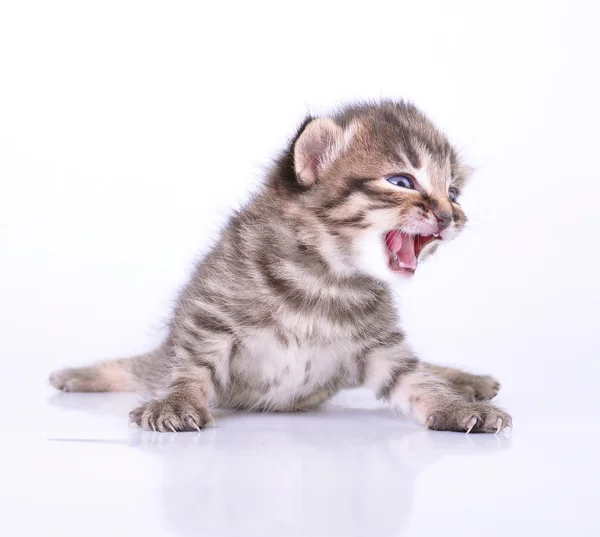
[50,100,511,434]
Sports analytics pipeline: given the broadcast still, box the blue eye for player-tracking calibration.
[449,187,458,203]
[386,175,415,189]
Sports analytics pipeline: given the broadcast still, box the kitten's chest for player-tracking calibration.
[230,329,360,402]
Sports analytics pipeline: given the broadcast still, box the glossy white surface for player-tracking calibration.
[1,389,597,537]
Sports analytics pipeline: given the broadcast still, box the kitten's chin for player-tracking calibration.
[389,266,417,279]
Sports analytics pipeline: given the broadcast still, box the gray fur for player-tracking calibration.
[49,100,512,434]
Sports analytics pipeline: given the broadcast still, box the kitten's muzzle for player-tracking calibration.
[434,210,452,232]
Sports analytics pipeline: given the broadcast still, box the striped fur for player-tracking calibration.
[49,100,511,433]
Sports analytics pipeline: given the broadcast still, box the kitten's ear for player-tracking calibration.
[294,118,346,186]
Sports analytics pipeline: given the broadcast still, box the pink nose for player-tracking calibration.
[434,210,451,232]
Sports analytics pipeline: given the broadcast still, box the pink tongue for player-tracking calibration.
[385,232,417,270]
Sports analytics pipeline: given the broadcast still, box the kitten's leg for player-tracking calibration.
[50,345,167,394]
[129,364,216,432]
[129,335,232,432]
[423,363,500,401]
[50,359,134,393]
[363,338,511,433]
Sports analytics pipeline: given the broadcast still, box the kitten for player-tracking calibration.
[49,100,511,434]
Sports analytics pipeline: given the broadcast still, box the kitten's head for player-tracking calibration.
[273,100,472,281]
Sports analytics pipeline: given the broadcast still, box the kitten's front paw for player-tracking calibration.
[129,398,215,432]
[426,401,512,434]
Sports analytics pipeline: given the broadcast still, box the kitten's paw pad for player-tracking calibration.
[426,401,512,434]
[129,399,215,432]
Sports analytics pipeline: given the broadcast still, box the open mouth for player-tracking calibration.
[385,230,440,276]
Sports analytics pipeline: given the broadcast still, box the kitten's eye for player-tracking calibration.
[386,175,415,189]
[448,187,459,203]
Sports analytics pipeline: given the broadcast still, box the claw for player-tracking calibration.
[465,416,477,434]
[425,415,434,430]
[187,416,202,432]
[167,423,177,434]
[495,417,503,434]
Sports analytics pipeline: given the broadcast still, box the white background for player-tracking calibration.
[1,1,599,535]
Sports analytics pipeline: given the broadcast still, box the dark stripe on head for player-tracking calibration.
[316,210,369,229]
[399,130,421,168]
[335,176,380,200]
[338,177,400,207]
[421,193,437,212]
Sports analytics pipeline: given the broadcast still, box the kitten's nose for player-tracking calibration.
[434,210,452,232]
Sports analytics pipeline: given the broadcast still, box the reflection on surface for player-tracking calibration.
[49,392,511,537]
